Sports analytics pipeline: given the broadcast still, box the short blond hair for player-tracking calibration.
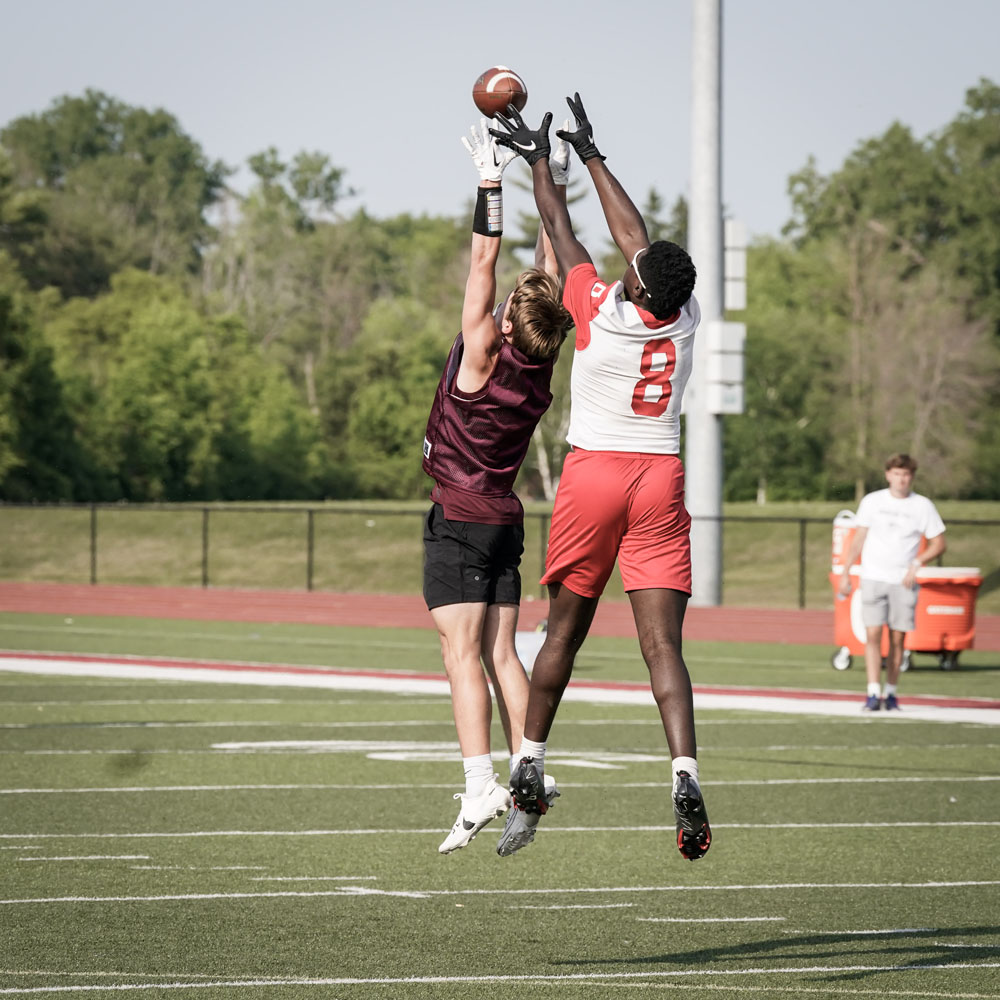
[507,268,573,361]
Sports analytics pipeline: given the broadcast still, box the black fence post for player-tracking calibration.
[306,509,315,591]
[201,508,210,588]
[89,504,97,585]
[799,519,807,609]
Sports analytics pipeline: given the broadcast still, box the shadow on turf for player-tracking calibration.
[554,925,999,979]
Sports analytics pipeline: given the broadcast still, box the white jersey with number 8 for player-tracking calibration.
[562,263,699,454]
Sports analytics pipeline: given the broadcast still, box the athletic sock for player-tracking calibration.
[672,755,699,794]
[868,682,882,698]
[462,754,494,798]
[515,738,546,781]
[883,683,897,698]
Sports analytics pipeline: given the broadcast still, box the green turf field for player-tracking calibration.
[1,614,999,998]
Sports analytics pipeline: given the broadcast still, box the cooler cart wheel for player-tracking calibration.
[831,646,852,671]
[939,652,959,671]
[900,650,911,673]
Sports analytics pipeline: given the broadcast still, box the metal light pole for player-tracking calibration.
[686,0,725,606]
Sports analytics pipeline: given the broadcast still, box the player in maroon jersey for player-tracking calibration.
[491,95,710,862]
[424,119,572,854]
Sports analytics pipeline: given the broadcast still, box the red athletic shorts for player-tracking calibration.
[540,449,692,598]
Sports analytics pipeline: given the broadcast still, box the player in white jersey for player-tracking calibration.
[838,453,946,710]
[490,94,710,862]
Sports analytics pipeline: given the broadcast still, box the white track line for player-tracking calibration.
[3,654,998,724]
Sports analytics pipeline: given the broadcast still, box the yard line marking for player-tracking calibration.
[250,876,377,882]
[16,856,149,863]
[3,774,995,796]
[0,784,457,795]
[2,880,998,905]
[4,741,998,758]
[0,963,998,992]
[637,916,787,923]
[782,927,936,935]
[130,866,266,871]
[510,903,636,910]
[2,822,998,842]
[0,719,447,730]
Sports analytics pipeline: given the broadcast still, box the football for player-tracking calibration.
[472,66,528,118]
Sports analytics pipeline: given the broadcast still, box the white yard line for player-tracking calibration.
[0,963,999,993]
[1,822,998,843]
[3,774,996,795]
[2,880,998,905]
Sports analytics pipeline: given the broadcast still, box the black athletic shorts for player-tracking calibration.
[422,503,524,610]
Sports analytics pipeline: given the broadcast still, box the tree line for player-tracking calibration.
[1,82,998,504]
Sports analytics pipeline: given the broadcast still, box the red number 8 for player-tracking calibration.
[631,337,676,416]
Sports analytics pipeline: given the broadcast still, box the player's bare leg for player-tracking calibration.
[497,583,592,856]
[430,602,492,756]
[863,624,885,710]
[480,602,529,754]
[522,583,600,742]
[629,587,696,757]
[883,629,906,710]
[629,587,710,860]
[431,602,510,854]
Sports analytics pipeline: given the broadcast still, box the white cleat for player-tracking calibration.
[438,776,511,854]
[497,764,559,857]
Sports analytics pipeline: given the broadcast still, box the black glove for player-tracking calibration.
[490,106,552,167]
[555,92,605,162]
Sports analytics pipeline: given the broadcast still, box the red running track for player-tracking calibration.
[1,581,999,650]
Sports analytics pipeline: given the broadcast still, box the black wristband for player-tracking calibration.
[473,186,503,237]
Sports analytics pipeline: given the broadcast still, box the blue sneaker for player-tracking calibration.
[883,693,900,711]
[862,695,881,711]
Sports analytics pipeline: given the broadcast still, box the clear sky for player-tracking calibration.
[2,0,998,248]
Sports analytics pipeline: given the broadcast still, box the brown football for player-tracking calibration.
[472,66,528,118]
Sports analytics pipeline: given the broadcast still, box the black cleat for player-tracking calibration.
[673,770,711,861]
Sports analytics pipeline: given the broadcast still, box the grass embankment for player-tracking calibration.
[2,500,998,612]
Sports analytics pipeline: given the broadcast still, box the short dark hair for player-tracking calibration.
[636,240,697,320]
[885,453,918,473]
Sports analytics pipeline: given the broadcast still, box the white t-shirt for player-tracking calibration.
[561,263,698,453]
[856,488,946,584]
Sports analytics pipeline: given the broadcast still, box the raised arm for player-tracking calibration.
[457,120,515,391]
[557,93,649,261]
[491,108,591,281]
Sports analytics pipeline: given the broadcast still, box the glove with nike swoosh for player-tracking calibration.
[461,118,516,183]
[555,92,605,163]
[548,120,571,186]
[490,106,552,167]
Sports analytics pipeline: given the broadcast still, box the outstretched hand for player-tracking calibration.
[489,106,552,167]
[461,119,517,183]
[555,92,605,163]
[549,120,571,186]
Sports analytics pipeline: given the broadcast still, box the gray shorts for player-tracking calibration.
[861,578,918,633]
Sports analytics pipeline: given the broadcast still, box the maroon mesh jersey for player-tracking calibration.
[423,332,554,504]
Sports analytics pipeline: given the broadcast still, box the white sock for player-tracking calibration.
[868,682,882,698]
[463,754,494,797]
[883,683,897,698]
[515,738,546,780]
[672,756,699,793]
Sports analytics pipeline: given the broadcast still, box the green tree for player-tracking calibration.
[0,253,83,499]
[1,90,227,296]
[43,270,322,500]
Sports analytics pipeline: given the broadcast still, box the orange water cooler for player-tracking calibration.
[827,510,982,670]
